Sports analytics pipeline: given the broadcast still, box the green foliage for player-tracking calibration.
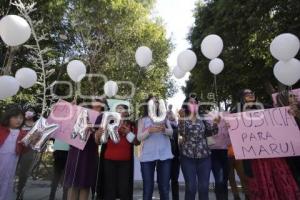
[0,0,174,112]
[186,0,300,107]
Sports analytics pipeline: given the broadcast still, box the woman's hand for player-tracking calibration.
[29,133,41,145]
[119,124,131,136]
[213,116,221,125]
[289,103,300,117]
[95,127,105,144]
[148,126,162,133]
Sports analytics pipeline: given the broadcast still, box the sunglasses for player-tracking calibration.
[244,91,255,97]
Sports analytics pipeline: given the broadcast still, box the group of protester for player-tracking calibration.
[0,88,300,200]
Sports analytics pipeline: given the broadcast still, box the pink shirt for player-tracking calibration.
[209,119,231,150]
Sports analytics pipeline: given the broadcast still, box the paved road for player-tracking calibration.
[14,180,245,200]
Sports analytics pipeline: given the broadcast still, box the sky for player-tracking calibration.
[152,0,199,112]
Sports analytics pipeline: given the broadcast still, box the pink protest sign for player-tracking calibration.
[272,88,300,106]
[47,100,100,150]
[226,106,300,160]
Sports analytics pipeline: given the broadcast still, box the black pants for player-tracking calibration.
[16,150,35,199]
[211,149,229,200]
[49,150,68,200]
[103,159,131,200]
[170,156,180,200]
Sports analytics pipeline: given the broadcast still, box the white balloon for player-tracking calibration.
[201,34,224,59]
[104,80,118,97]
[270,33,300,61]
[67,60,86,82]
[172,66,186,79]
[135,46,152,67]
[0,75,20,100]
[273,58,300,86]
[209,58,224,75]
[0,15,31,46]
[177,50,197,72]
[15,68,37,88]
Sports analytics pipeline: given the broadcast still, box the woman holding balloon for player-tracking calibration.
[95,104,139,200]
[137,95,173,200]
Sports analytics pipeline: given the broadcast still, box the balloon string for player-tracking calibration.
[74,83,79,103]
[214,75,219,108]
[94,146,102,200]
[134,68,142,94]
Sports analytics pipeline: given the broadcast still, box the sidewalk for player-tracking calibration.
[14,179,246,200]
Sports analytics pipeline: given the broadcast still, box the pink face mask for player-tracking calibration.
[188,103,198,114]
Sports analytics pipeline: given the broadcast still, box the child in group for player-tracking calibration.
[0,105,28,200]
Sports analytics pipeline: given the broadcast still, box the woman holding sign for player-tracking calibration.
[64,99,107,200]
[276,91,300,187]
[178,95,219,200]
[232,89,299,200]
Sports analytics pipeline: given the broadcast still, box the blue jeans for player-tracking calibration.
[181,155,211,200]
[140,159,172,200]
[211,149,229,200]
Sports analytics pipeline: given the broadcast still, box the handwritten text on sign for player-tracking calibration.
[47,100,99,150]
[227,107,300,159]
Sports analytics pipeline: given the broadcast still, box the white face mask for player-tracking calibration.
[25,111,35,119]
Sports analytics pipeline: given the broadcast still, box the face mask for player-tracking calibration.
[25,111,35,119]
[188,103,198,114]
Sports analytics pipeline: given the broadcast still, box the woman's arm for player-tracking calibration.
[137,118,150,142]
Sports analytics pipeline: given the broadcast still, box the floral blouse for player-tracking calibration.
[178,119,218,159]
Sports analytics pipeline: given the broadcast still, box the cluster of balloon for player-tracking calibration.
[67,60,87,82]
[135,46,153,68]
[0,68,37,100]
[270,33,300,86]
[173,50,197,79]
[104,80,118,98]
[21,117,59,152]
[201,34,224,75]
[0,15,38,100]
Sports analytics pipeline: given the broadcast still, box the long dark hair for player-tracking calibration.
[0,104,25,128]
[276,90,291,107]
[141,94,154,118]
[233,89,259,112]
